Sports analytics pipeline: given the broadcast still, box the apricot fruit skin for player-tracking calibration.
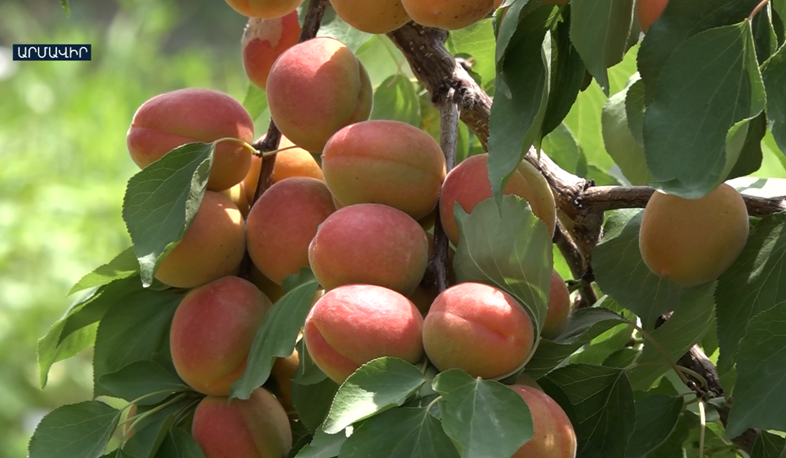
[329,0,411,34]
[439,153,556,245]
[322,120,446,220]
[155,191,246,289]
[170,276,272,396]
[127,88,254,191]
[422,282,535,379]
[542,270,571,340]
[308,203,429,295]
[225,0,304,19]
[637,0,669,33]
[242,12,301,91]
[192,387,292,458]
[266,37,373,153]
[304,284,425,383]
[244,135,324,202]
[510,385,577,458]
[247,177,335,285]
[639,183,749,287]
[402,0,503,30]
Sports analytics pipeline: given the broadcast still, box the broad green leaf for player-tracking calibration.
[232,268,320,400]
[569,0,634,94]
[726,112,767,180]
[446,19,496,91]
[643,23,766,198]
[154,428,206,458]
[340,407,460,458]
[370,75,420,126]
[69,247,139,295]
[716,213,786,373]
[752,7,779,64]
[751,431,786,458]
[541,123,590,177]
[292,377,340,433]
[123,402,179,458]
[122,142,214,286]
[541,365,636,458]
[242,82,268,122]
[603,348,640,368]
[322,358,425,434]
[29,401,121,458]
[295,428,347,458]
[643,415,689,458]
[625,76,645,147]
[602,76,652,185]
[571,299,636,366]
[293,339,328,386]
[433,369,532,458]
[624,394,683,458]
[355,36,412,89]
[762,44,786,153]
[98,361,190,405]
[93,288,182,398]
[453,196,552,333]
[316,8,372,52]
[725,305,786,437]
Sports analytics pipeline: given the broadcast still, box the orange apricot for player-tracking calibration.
[329,0,411,34]
[225,0,304,19]
[542,270,571,340]
[510,385,577,458]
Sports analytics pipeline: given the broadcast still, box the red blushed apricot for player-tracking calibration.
[308,204,429,295]
[637,0,669,33]
[509,385,577,458]
[330,0,411,34]
[170,276,272,396]
[127,88,254,191]
[247,177,335,285]
[242,12,301,91]
[423,282,535,379]
[267,37,373,153]
[192,387,292,458]
[304,284,425,383]
[322,120,446,220]
[402,0,502,30]
[542,270,571,340]
[225,0,304,19]
[155,191,246,289]
[439,153,556,246]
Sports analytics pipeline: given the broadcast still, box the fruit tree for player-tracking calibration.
[29,0,786,457]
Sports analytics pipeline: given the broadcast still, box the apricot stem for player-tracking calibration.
[748,0,770,20]
[260,145,301,158]
[698,400,707,458]
[212,137,258,157]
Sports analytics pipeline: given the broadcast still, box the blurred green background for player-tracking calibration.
[0,1,251,456]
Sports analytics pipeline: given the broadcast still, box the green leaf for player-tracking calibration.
[433,369,532,458]
[339,407,460,458]
[242,82,268,122]
[541,123,590,177]
[488,6,552,202]
[751,431,786,458]
[295,428,346,458]
[625,76,645,147]
[453,195,553,333]
[762,44,786,153]
[643,23,766,197]
[154,428,206,458]
[28,401,121,458]
[316,8,372,52]
[602,76,652,185]
[571,299,636,366]
[370,75,420,126]
[69,247,139,295]
[643,415,689,458]
[624,394,684,458]
[292,377,340,433]
[124,397,195,458]
[122,142,214,286]
[569,0,634,94]
[541,365,636,458]
[231,268,320,400]
[322,358,425,434]
[752,7,779,64]
[725,305,786,437]
[98,361,190,406]
[446,19,497,91]
[293,339,329,386]
[59,0,70,16]
[716,213,786,373]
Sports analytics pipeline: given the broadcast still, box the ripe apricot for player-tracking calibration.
[225,0,304,19]
[639,183,749,287]
[243,136,324,202]
[127,88,254,191]
[304,284,424,383]
[266,37,373,153]
[402,0,503,30]
[510,385,577,458]
[542,270,571,340]
[423,282,535,379]
[637,0,669,32]
[155,191,246,289]
[329,0,411,34]
[170,276,272,396]
[221,182,250,218]
[242,12,301,91]
[322,120,446,220]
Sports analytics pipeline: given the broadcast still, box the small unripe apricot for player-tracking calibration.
[304,284,425,383]
[225,0,304,19]
[127,88,254,191]
[510,385,577,458]
[242,12,301,91]
[192,387,292,458]
[542,270,571,340]
[639,183,749,287]
[423,282,535,379]
[402,0,503,30]
[155,191,246,289]
[329,0,411,34]
[637,0,669,33]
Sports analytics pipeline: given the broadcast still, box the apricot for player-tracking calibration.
[127,88,254,191]
[244,136,324,202]
[221,182,250,218]
[542,270,571,340]
[510,385,577,458]
[266,37,373,153]
[225,0,304,19]
[249,265,287,303]
[639,183,749,287]
[170,276,272,396]
[247,177,335,285]
[192,387,292,458]
[304,284,425,383]
[439,153,556,245]
[401,0,503,30]
[422,282,535,379]
[308,204,429,295]
[637,0,669,33]
[242,12,301,91]
[322,120,447,220]
[271,348,299,415]
[155,191,246,289]
[329,0,411,34]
